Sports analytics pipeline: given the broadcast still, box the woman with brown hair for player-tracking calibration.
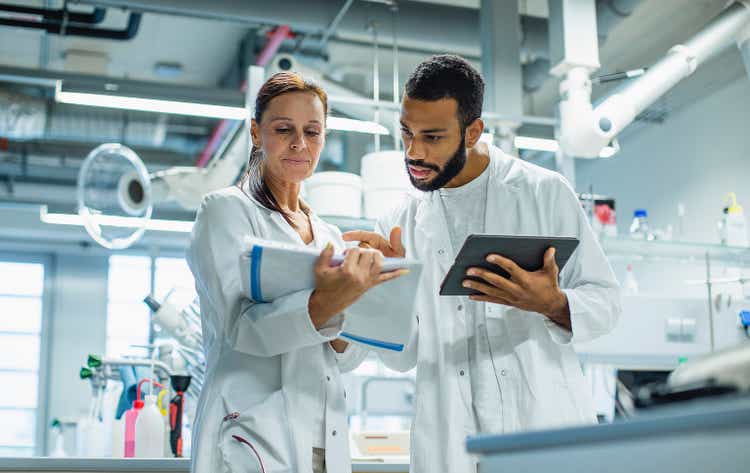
[187,72,405,473]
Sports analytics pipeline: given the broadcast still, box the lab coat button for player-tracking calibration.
[326,375,331,381]
[459,370,465,376]
[332,430,337,436]
[457,304,463,311]
[438,249,445,255]
[500,370,507,376]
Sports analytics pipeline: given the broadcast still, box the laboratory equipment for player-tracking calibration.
[168,375,192,458]
[122,396,142,458]
[304,171,363,218]
[718,193,749,247]
[623,264,639,295]
[77,365,111,457]
[143,294,205,397]
[629,209,650,240]
[49,420,67,458]
[468,395,750,473]
[76,143,152,249]
[134,379,166,458]
[552,1,750,158]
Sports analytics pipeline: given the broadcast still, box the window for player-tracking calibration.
[0,261,45,457]
[106,255,151,358]
[106,255,196,358]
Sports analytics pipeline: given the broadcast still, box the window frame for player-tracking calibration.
[0,251,53,457]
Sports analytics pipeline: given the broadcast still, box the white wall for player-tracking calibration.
[46,255,109,452]
[575,76,750,244]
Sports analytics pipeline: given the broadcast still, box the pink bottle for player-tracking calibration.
[124,378,164,458]
[124,398,144,458]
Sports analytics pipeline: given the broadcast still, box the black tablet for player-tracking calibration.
[439,234,580,296]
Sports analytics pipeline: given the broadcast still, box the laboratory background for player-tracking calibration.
[0,0,749,472]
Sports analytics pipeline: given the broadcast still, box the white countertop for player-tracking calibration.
[0,457,409,473]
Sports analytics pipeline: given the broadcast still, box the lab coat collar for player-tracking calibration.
[237,181,321,246]
[414,144,518,268]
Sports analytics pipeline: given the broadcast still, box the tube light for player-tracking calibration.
[327,116,390,135]
[55,81,247,120]
[55,81,390,135]
[40,207,194,233]
[514,135,617,158]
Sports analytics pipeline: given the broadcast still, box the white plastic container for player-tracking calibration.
[111,417,125,458]
[623,264,639,295]
[360,151,413,220]
[305,171,362,218]
[134,395,165,458]
[726,211,748,247]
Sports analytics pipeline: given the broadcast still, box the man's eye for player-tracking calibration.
[426,135,442,142]
[276,128,291,133]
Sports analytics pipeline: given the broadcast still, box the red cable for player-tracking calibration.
[231,434,267,473]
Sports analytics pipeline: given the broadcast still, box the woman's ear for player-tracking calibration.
[464,118,484,149]
[250,119,261,148]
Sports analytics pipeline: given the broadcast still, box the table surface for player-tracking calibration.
[0,457,409,472]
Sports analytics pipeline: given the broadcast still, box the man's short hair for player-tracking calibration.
[404,54,484,129]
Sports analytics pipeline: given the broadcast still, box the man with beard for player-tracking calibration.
[342,55,621,473]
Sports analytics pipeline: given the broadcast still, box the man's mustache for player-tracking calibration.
[406,159,441,172]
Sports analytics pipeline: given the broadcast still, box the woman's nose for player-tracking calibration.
[290,132,306,151]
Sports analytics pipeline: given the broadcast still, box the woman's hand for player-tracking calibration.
[308,243,408,328]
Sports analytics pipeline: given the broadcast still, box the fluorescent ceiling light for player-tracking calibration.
[40,207,194,233]
[55,81,247,120]
[327,116,389,135]
[55,81,389,135]
[514,135,617,158]
[514,136,560,153]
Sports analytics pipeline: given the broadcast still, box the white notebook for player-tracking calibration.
[240,238,423,351]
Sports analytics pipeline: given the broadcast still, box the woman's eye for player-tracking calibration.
[305,130,321,137]
[426,135,442,142]
[275,128,291,134]
[401,129,412,137]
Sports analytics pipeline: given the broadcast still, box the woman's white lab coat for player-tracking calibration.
[186,186,361,473]
[344,145,622,473]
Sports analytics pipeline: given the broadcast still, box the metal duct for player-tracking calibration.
[0,11,141,40]
[0,3,106,24]
[76,0,641,92]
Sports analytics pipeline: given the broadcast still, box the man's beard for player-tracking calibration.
[405,137,467,192]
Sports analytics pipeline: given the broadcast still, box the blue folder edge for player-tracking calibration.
[250,245,265,303]
[340,332,404,352]
[249,245,405,352]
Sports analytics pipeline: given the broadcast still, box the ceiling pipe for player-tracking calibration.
[0,11,141,40]
[195,25,292,168]
[0,3,106,24]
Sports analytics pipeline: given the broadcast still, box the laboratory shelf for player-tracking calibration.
[600,236,750,264]
[320,216,750,265]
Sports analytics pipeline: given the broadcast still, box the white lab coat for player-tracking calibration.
[186,186,361,473]
[345,145,621,473]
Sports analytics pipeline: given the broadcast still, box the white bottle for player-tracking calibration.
[50,429,67,457]
[719,193,749,247]
[111,417,125,458]
[624,264,639,295]
[134,395,165,458]
[726,209,749,247]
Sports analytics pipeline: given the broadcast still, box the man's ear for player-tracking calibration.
[464,117,484,148]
